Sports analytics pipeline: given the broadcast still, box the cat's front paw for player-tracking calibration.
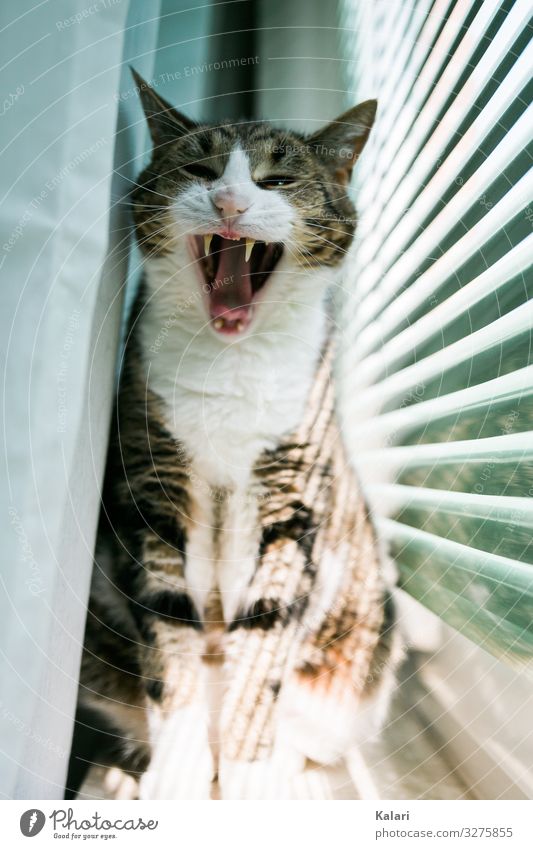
[140,704,215,799]
[276,677,361,765]
[218,752,304,800]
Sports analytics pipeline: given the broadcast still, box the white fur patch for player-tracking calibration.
[276,631,403,767]
[170,145,295,245]
[276,678,362,765]
[217,486,261,623]
[219,752,304,800]
[140,703,214,799]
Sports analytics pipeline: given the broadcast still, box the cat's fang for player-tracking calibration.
[245,239,255,262]
[203,234,213,255]
[213,318,224,330]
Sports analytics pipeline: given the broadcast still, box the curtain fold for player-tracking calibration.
[206,0,258,121]
[0,0,161,799]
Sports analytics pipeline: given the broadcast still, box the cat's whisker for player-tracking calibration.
[303,232,352,256]
[282,239,317,273]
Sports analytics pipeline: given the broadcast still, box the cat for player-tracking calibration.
[67,69,401,800]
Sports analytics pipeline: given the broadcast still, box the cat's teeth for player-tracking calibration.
[245,239,255,262]
[213,318,224,330]
[204,234,213,255]
[236,319,244,331]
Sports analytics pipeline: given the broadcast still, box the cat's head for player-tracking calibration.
[131,69,376,339]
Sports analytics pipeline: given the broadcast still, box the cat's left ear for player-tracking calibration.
[130,67,197,148]
[309,100,377,185]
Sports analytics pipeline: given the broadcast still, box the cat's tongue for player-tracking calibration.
[208,238,252,334]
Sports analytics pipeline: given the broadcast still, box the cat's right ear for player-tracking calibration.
[130,68,197,147]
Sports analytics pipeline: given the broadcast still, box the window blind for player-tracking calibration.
[339,0,533,671]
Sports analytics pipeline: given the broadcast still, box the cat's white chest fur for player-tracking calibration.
[159,338,318,487]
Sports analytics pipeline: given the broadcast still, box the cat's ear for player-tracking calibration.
[130,67,197,147]
[309,100,377,185]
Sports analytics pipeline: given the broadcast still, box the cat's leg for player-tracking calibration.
[127,531,214,799]
[276,577,402,773]
[267,460,402,780]
[218,520,316,800]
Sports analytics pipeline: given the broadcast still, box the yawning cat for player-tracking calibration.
[67,69,400,800]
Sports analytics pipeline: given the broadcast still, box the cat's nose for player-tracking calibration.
[212,189,250,218]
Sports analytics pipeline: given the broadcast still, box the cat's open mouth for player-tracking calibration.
[190,235,283,335]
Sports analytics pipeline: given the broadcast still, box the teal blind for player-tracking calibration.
[339,0,533,669]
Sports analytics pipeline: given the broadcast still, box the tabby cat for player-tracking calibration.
[67,69,400,800]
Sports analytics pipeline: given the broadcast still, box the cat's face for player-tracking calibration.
[131,70,376,339]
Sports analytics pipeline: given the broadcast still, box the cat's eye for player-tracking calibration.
[182,163,218,181]
[256,176,297,190]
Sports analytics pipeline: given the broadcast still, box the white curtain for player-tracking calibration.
[0,0,161,799]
